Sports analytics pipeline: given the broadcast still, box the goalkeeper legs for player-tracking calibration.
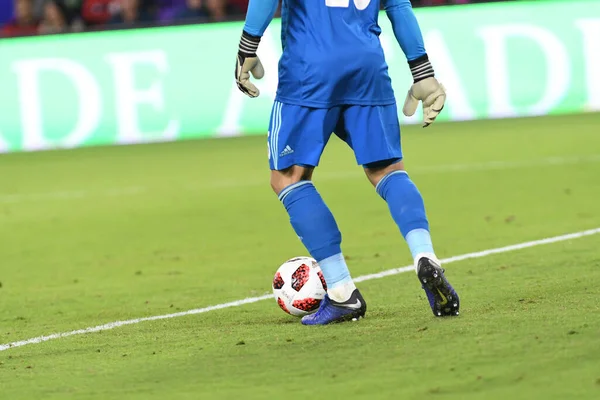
[341,104,459,317]
[365,160,459,317]
[271,166,367,325]
[268,102,367,325]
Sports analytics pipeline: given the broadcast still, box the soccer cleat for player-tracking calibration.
[417,257,460,317]
[301,289,366,325]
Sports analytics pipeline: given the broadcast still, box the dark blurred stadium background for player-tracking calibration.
[0,0,512,37]
[1,0,595,153]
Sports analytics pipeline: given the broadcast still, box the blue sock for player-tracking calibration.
[376,171,435,259]
[405,229,434,260]
[279,181,351,288]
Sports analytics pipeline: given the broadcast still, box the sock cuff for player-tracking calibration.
[318,252,345,265]
[375,170,408,197]
[278,180,313,202]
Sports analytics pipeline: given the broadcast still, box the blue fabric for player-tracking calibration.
[0,1,12,25]
[267,101,402,171]
[243,0,279,37]
[383,0,427,61]
[281,0,289,50]
[405,228,434,260]
[376,170,429,238]
[274,0,395,107]
[318,253,352,289]
[279,181,343,264]
[243,0,428,107]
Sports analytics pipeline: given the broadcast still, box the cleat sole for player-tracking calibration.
[330,309,366,325]
[418,262,460,317]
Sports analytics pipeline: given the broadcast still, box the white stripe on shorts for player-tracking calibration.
[271,101,283,170]
[269,103,277,164]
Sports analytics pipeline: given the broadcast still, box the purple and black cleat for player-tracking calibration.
[301,289,367,325]
[417,257,460,317]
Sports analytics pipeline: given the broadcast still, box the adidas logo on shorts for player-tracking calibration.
[279,145,294,157]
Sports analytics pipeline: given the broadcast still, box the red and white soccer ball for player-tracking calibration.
[272,256,327,317]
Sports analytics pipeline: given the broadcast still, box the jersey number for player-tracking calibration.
[326,0,372,11]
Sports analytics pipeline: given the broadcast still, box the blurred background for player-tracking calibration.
[3,0,594,154]
[0,0,510,37]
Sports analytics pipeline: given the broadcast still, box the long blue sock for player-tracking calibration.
[279,181,351,289]
[376,170,435,259]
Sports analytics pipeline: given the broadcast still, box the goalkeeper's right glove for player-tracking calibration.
[235,31,265,98]
[402,55,446,128]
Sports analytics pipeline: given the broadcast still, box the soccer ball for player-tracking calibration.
[272,256,327,317]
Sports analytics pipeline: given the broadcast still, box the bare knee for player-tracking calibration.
[364,160,405,188]
[270,166,314,195]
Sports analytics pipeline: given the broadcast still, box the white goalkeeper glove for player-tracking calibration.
[402,55,446,128]
[235,31,264,98]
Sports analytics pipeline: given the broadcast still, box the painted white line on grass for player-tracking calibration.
[1,227,599,353]
[0,294,274,353]
[354,227,600,282]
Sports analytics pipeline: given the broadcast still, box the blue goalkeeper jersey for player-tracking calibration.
[276,0,394,107]
[243,0,427,108]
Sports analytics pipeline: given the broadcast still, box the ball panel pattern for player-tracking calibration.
[317,270,327,291]
[277,297,289,314]
[273,271,285,290]
[292,298,320,312]
[291,263,310,292]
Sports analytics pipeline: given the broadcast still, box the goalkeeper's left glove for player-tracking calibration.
[235,31,265,98]
[402,55,446,128]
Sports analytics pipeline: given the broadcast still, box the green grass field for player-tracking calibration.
[1,113,599,399]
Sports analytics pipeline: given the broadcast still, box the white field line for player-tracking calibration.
[1,227,599,353]
[1,155,599,203]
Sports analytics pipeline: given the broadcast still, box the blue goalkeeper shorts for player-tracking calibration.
[267,101,402,171]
